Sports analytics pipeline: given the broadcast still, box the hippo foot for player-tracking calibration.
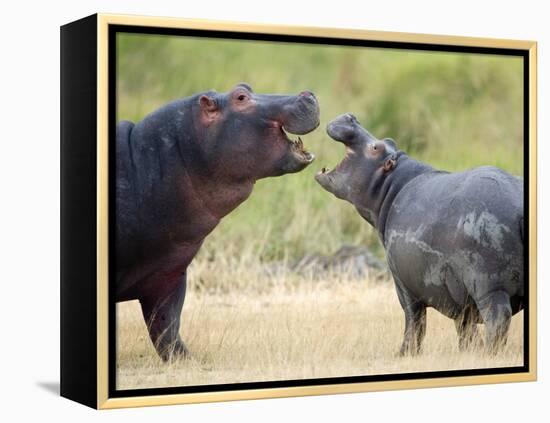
[458,337,485,352]
[397,348,422,357]
[455,315,484,352]
[398,342,423,357]
[457,327,485,352]
[476,290,512,356]
[483,336,508,356]
[158,340,190,363]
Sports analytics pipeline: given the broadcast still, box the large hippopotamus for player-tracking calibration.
[116,83,319,360]
[315,113,523,354]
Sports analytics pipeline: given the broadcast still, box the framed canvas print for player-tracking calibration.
[60,13,537,409]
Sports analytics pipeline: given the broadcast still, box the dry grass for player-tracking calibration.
[116,261,523,390]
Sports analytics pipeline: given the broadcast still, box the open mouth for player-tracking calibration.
[281,127,315,163]
[316,147,354,178]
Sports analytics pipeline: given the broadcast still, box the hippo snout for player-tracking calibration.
[327,113,376,146]
[299,90,316,99]
[280,92,320,135]
[326,113,361,146]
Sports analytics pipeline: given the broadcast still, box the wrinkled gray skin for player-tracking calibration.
[315,113,524,354]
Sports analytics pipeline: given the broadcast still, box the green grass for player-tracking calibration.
[117,33,524,261]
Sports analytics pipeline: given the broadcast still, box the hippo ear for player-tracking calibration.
[199,95,218,113]
[236,82,253,92]
[383,156,397,173]
[384,138,398,152]
[199,95,220,123]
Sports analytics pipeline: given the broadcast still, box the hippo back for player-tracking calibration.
[384,166,523,316]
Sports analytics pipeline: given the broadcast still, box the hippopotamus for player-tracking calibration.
[116,83,319,360]
[315,113,524,354]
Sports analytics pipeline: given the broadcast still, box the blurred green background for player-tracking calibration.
[117,33,524,260]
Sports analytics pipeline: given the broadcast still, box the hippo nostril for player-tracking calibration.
[346,113,357,122]
[299,90,316,100]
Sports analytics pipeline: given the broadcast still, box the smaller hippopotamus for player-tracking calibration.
[315,113,524,355]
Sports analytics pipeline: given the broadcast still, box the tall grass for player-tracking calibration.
[117,33,523,261]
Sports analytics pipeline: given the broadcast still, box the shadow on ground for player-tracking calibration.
[36,381,59,396]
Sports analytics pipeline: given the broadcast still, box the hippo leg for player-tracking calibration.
[475,290,512,353]
[454,305,482,351]
[139,272,189,361]
[394,282,426,355]
[399,303,427,356]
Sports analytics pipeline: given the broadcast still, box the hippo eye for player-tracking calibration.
[237,94,247,101]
